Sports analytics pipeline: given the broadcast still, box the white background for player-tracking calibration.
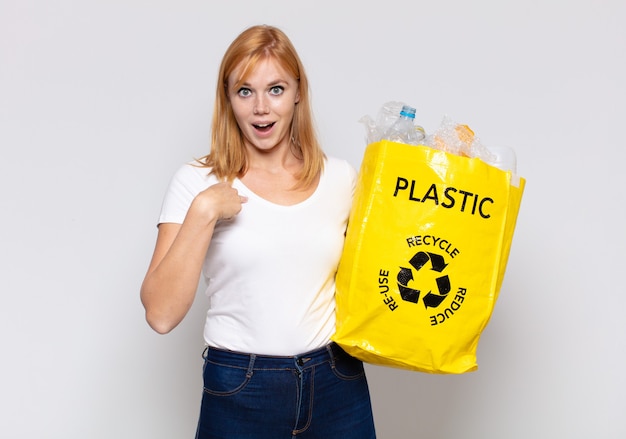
[1,0,625,438]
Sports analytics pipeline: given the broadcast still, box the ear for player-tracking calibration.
[295,89,300,104]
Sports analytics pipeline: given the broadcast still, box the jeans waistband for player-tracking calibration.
[203,342,344,370]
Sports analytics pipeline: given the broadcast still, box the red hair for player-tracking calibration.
[198,25,324,188]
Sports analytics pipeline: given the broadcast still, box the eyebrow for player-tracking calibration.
[239,78,287,88]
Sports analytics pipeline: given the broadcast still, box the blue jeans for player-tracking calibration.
[195,343,376,439]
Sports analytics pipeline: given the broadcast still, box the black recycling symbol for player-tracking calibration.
[397,251,451,308]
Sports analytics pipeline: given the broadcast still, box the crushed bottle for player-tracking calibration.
[382,105,425,145]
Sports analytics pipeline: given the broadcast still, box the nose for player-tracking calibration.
[253,95,269,115]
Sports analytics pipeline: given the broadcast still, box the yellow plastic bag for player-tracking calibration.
[333,140,525,374]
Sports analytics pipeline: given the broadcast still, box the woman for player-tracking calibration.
[140,25,376,438]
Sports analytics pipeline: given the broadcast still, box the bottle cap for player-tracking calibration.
[399,105,416,119]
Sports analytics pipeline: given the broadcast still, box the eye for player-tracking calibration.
[269,86,284,96]
[237,87,252,97]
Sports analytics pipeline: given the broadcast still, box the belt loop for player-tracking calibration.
[246,354,256,378]
[201,345,209,360]
[326,343,336,368]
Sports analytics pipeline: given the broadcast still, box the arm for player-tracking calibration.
[140,182,247,334]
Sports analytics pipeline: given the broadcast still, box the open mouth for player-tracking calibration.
[253,122,275,133]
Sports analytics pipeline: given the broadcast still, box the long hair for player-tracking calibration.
[198,25,325,188]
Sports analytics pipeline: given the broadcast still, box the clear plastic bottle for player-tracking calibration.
[383,105,425,145]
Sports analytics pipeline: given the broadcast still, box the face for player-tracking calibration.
[228,57,300,155]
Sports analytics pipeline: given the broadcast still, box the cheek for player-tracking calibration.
[275,100,297,118]
[230,102,250,125]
